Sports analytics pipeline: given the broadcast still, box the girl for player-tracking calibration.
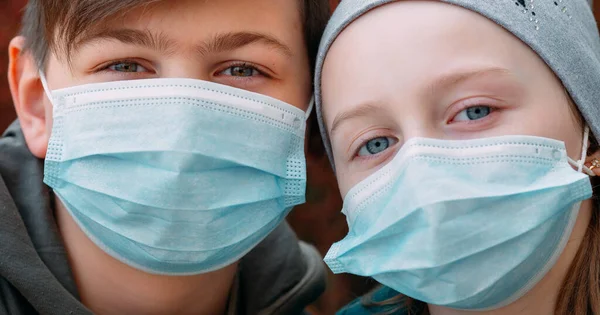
[314,0,600,314]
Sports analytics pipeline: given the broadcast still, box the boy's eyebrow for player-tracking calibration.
[74,29,293,57]
[74,29,177,53]
[201,32,293,57]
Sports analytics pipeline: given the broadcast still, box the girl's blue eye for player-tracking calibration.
[358,137,396,157]
[222,65,260,77]
[109,62,147,73]
[454,106,492,122]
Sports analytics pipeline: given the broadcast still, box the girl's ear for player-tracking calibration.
[585,150,600,176]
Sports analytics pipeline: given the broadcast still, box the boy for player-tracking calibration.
[0,0,329,314]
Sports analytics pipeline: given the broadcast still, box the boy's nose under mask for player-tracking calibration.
[40,74,312,275]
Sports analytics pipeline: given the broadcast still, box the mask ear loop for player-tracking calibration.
[568,125,595,176]
[579,126,589,173]
[39,71,55,105]
[305,96,315,120]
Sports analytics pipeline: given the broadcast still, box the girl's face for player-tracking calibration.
[321,1,585,196]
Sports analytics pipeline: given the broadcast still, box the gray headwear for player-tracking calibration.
[315,0,600,168]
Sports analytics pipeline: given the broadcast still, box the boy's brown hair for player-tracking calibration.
[20,0,330,72]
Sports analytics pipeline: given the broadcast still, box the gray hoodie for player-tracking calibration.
[0,121,326,315]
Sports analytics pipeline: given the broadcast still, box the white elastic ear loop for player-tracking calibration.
[568,125,595,176]
[305,96,315,120]
[579,126,590,173]
[39,71,55,105]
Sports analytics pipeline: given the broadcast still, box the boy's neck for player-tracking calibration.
[54,199,238,315]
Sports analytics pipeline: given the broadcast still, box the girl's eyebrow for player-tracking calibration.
[330,102,385,136]
[329,67,516,136]
[426,67,514,97]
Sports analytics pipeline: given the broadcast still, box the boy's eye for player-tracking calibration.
[221,65,260,77]
[358,137,397,157]
[108,62,147,73]
[453,105,492,122]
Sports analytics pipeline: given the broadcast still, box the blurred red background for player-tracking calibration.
[0,0,26,129]
[0,1,598,314]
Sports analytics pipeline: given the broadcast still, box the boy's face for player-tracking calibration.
[321,1,585,196]
[11,0,311,157]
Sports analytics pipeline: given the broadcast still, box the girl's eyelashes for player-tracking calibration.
[341,100,507,168]
[451,105,494,123]
[355,136,399,158]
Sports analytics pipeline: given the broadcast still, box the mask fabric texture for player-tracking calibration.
[324,135,593,310]
[41,76,311,275]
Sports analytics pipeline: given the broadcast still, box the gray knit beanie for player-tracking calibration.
[315,0,600,167]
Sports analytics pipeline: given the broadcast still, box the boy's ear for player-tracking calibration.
[8,36,50,159]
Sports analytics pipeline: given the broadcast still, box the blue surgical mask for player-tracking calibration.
[324,132,594,310]
[40,74,313,275]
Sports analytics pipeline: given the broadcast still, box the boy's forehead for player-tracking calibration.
[61,0,304,58]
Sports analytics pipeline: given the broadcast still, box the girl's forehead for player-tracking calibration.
[315,0,600,167]
[321,1,538,93]
[330,1,510,48]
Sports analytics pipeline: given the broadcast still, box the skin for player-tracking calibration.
[8,0,311,314]
[321,1,600,314]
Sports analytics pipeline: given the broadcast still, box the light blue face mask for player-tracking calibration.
[40,74,313,275]
[324,132,594,310]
